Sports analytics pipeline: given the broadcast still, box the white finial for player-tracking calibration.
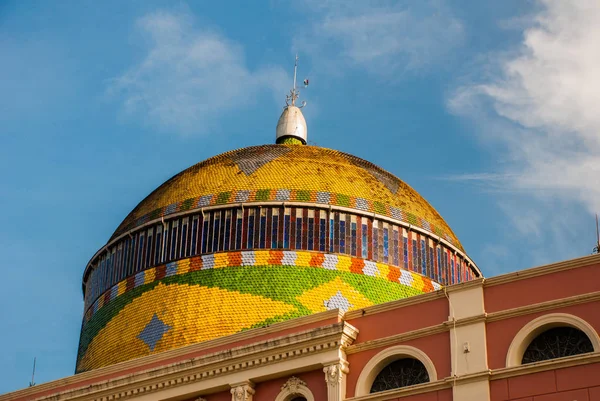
[277,55,308,145]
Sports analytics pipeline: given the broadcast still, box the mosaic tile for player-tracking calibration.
[109,146,462,249]
[230,146,292,176]
[137,314,171,351]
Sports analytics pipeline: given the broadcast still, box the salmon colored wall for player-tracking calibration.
[486,302,600,369]
[484,262,600,313]
[346,332,451,398]
[253,369,326,401]
[490,362,600,400]
[346,298,449,343]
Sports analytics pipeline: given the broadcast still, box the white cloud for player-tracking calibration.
[450,0,600,212]
[448,0,600,264]
[295,0,464,76]
[108,11,289,135]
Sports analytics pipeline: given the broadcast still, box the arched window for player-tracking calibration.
[370,358,429,393]
[521,326,594,364]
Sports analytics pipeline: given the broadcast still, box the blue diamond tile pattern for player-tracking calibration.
[137,314,172,351]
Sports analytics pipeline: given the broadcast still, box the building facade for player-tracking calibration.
[3,83,600,401]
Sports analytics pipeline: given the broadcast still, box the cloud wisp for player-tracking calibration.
[449,0,600,212]
[108,11,288,135]
[295,0,464,77]
[448,0,600,262]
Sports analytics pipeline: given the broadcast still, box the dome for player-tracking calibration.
[77,144,479,373]
[110,145,462,248]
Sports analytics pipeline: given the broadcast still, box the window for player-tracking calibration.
[307,209,315,251]
[295,208,303,250]
[180,217,188,257]
[339,214,346,254]
[420,239,426,276]
[212,212,221,251]
[224,210,232,251]
[146,227,154,267]
[383,225,389,263]
[154,226,162,265]
[268,208,278,248]
[247,208,255,249]
[370,358,429,393]
[506,313,600,367]
[356,345,437,396]
[361,222,368,258]
[372,221,379,261]
[235,209,243,250]
[319,210,327,251]
[259,208,267,249]
[191,216,199,255]
[521,327,594,364]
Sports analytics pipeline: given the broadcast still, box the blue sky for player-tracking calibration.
[2,0,599,393]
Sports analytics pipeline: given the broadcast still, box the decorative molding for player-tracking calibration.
[491,351,600,380]
[2,322,355,401]
[346,324,448,355]
[345,380,451,401]
[323,361,348,387]
[0,311,344,401]
[354,345,438,397]
[281,377,306,394]
[505,313,600,367]
[231,382,255,401]
[444,314,487,328]
[276,377,315,401]
[442,278,485,293]
[484,254,600,287]
[486,290,600,322]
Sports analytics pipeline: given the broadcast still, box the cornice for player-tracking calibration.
[343,291,446,320]
[42,323,352,401]
[1,319,354,401]
[484,254,600,287]
[344,380,451,401]
[490,351,600,380]
[444,313,487,328]
[442,277,484,293]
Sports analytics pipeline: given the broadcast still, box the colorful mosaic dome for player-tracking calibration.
[111,145,463,248]
[78,143,480,373]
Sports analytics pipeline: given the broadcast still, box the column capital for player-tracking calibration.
[230,381,255,401]
[323,360,349,387]
[323,360,349,401]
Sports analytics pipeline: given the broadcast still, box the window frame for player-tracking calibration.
[506,313,600,367]
[355,345,437,396]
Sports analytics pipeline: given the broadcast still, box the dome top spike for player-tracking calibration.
[277,54,308,145]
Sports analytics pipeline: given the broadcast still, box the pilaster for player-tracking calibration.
[323,360,349,401]
[447,283,490,401]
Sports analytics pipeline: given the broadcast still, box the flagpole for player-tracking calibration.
[293,54,298,92]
